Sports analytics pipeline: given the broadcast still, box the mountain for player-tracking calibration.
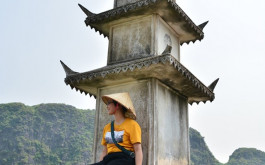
[226,148,265,165]
[0,103,95,165]
[1,103,265,165]
[189,128,265,165]
[189,128,222,165]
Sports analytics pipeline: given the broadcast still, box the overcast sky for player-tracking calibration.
[1,0,265,163]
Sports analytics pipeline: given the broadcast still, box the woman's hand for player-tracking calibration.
[99,145,107,161]
[133,143,143,165]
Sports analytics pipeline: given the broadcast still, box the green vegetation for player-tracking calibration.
[1,103,264,165]
[226,148,265,165]
[0,103,94,165]
[189,128,222,165]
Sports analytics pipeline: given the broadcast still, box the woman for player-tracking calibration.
[91,92,143,165]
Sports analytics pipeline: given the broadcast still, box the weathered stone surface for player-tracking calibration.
[114,0,176,8]
[156,16,180,60]
[109,16,152,64]
[155,81,189,164]
[107,15,180,64]
[114,0,142,8]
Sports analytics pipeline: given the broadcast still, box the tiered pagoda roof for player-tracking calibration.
[61,53,218,104]
[79,0,208,44]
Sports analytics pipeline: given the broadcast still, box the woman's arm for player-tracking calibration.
[133,143,143,165]
[99,145,107,161]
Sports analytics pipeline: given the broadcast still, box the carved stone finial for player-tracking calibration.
[208,78,219,92]
[162,45,172,54]
[198,21,209,31]
[78,4,94,16]
[60,60,78,76]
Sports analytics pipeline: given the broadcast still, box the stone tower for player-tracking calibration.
[61,0,218,164]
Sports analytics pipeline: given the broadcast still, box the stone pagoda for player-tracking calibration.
[61,0,218,164]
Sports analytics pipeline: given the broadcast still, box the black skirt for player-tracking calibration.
[91,152,135,165]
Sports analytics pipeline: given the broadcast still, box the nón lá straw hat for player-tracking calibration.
[102,92,136,120]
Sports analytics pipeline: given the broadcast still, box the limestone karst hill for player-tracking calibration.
[189,128,222,165]
[0,103,94,164]
[226,148,265,165]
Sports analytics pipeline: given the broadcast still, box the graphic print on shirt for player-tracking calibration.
[105,130,124,144]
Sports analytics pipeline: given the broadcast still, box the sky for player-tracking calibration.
[1,0,265,163]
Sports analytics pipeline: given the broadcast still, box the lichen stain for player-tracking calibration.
[111,18,152,63]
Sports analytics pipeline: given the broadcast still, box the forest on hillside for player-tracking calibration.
[0,103,94,164]
[1,103,265,165]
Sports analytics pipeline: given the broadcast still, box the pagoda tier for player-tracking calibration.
[79,0,207,45]
[61,53,217,104]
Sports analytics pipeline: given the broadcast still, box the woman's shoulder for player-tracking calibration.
[125,118,140,126]
[103,122,111,129]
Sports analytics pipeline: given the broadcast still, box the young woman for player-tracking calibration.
[91,92,143,165]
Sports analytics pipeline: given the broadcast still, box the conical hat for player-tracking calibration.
[102,92,136,120]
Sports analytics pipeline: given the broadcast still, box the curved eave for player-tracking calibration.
[62,54,214,104]
[82,0,204,44]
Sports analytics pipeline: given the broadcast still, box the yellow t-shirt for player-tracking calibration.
[101,118,141,154]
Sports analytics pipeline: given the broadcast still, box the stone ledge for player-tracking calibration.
[61,54,215,104]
